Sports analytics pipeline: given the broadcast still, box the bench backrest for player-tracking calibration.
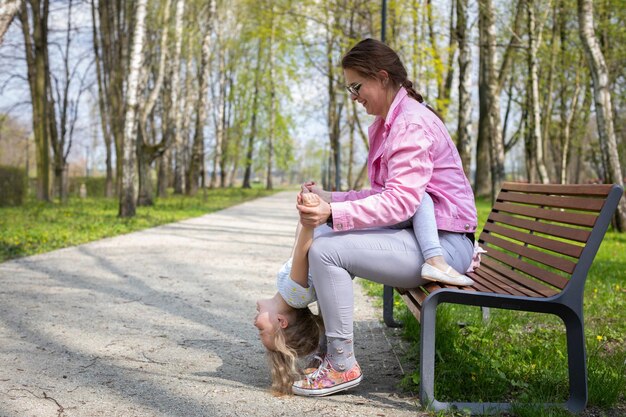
[474,182,624,299]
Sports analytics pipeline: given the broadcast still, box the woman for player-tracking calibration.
[293,38,478,397]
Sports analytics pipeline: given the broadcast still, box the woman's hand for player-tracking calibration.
[302,181,331,203]
[297,196,332,228]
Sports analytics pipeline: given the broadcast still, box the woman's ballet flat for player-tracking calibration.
[421,263,475,286]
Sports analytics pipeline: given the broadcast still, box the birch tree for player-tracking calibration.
[526,0,550,183]
[171,0,185,194]
[479,0,505,202]
[187,0,215,195]
[578,0,626,230]
[137,0,171,206]
[0,0,22,45]
[119,0,147,218]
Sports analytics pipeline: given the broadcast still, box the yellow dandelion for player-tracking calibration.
[596,335,603,342]
[593,288,598,293]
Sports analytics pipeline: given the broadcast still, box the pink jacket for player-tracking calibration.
[330,88,477,233]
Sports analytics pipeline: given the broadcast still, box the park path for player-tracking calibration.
[0,191,422,417]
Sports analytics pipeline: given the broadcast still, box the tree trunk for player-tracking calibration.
[456,0,471,178]
[242,40,263,189]
[0,0,22,45]
[94,1,129,197]
[266,2,275,191]
[171,0,185,194]
[119,0,147,218]
[181,48,194,193]
[188,0,215,195]
[480,0,505,203]
[210,32,226,189]
[137,0,171,206]
[578,0,626,230]
[19,0,50,201]
[527,0,550,183]
[90,0,113,197]
[474,9,491,197]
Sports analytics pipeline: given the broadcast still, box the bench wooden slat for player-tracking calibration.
[492,202,597,227]
[498,191,606,211]
[478,263,552,297]
[488,212,591,243]
[501,182,614,196]
[469,269,513,294]
[471,267,534,296]
[481,233,577,274]
[483,223,584,258]
[480,256,560,296]
[482,248,568,290]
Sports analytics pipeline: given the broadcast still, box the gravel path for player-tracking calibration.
[0,191,423,417]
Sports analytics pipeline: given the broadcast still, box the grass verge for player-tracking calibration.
[0,187,278,263]
[359,197,626,416]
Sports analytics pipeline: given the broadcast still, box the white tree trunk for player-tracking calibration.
[480,0,505,202]
[578,0,626,230]
[188,0,215,195]
[210,23,225,189]
[119,0,147,217]
[172,0,185,194]
[527,0,550,183]
[0,0,22,45]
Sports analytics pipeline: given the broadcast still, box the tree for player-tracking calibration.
[456,0,471,177]
[578,0,626,230]
[19,0,51,201]
[137,0,172,206]
[0,0,22,45]
[187,0,215,195]
[49,0,90,203]
[91,0,131,197]
[119,0,147,218]
[525,0,550,184]
[479,0,505,203]
[171,0,185,194]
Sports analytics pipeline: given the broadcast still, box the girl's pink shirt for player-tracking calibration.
[330,88,478,233]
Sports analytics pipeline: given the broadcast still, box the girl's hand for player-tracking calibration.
[302,181,331,203]
[297,198,331,228]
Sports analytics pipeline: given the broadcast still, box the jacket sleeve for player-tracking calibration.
[331,188,377,202]
[330,123,434,231]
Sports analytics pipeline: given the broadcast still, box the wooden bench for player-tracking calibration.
[386,182,624,415]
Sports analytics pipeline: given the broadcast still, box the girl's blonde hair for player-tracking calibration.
[266,307,323,395]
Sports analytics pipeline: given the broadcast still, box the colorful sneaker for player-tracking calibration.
[292,357,362,397]
[302,354,325,375]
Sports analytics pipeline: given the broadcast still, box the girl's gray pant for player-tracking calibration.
[309,224,473,340]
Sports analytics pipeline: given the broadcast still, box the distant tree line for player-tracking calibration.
[0,0,624,227]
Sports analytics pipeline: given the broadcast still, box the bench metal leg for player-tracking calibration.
[419,292,588,414]
[563,310,588,413]
[383,285,402,328]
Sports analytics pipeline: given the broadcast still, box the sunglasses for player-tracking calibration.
[346,82,362,97]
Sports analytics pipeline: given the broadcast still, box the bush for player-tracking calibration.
[68,176,108,198]
[0,166,26,206]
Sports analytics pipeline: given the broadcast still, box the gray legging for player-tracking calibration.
[309,201,474,340]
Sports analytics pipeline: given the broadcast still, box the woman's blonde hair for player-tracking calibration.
[266,307,323,395]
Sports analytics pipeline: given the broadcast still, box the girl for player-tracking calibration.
[255,186,472,395]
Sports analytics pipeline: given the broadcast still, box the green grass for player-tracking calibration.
[360,197,626,416]
[0,187,278,263]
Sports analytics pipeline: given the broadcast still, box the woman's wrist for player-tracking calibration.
[326,203,333,228]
